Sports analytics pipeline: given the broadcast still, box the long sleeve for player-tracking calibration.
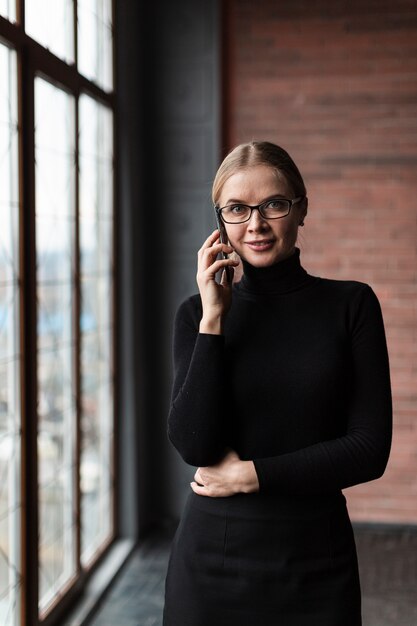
[167,297,229,466]
[253,284,393,495]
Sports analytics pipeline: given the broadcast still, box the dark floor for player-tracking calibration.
[88,524,417,626]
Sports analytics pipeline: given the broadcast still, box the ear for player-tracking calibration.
[300,196,308,221]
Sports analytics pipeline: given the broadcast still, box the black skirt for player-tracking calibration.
[163,490,361,626]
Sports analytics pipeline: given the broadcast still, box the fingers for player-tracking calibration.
[198,242,234,271]
[190,481,207,496]
[197,230,220,262]
[196,231,238,317]
[198,230,232,257]
[198,229,222,254]
[220,266,234,286]
[194,468,203,484]
[191,468,208,496]
[190,480,236,498]
[190,480,222,497]
[191,461,239,498]
[199,257,237,278]
[197,230,239,283]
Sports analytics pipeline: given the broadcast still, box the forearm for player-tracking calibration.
[253,415,392,495]
[169,229,238,464]
[168,332,228,466]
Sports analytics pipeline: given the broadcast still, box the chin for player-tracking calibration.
[241,247,295,267]
[246,256,276,267]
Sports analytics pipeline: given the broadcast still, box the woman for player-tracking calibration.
[163,141,392,626]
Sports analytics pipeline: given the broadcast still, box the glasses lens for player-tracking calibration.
[260,199,290,219]
[221,205,251,223]
[221,199,291,223]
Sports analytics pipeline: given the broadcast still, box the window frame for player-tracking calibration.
[0,1,118,623]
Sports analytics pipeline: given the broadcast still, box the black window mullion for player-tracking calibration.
[20,46,40,626]
[74,15,81,569]
[73,0,78,70]
[16,0,24,28]
[74,93,82,574]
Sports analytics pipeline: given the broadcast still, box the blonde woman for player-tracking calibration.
[163,141,392,626]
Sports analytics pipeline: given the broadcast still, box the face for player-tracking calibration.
[218,164,307,268]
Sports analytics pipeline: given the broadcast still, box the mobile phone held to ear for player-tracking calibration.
[214,205,231,283]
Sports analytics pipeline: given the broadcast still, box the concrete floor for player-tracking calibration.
[88,524,417,626]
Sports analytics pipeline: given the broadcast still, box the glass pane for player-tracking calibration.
[25,0,74,63]
[36,216,73,284]
[81,276,111,334]
[35,77,77,613]
[0,43,21,626]
[37,282,73,352]
[79,94,114,564]
[0,0,16,22]
[80,377,113,563]
[78,0,113,92]
[80,215,112,275]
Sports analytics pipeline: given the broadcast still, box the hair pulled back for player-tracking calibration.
[212,141,306,206]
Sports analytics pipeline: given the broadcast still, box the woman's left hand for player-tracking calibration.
[191,449,260,497]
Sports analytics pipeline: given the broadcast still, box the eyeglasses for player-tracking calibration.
[215,197,304,224]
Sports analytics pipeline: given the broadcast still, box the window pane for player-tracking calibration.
[78,0,113,92]
[35,77,77,613]
[0,0,16,21]
[25,0,74,63]
[79,94,114,564]
[0,43,21,626]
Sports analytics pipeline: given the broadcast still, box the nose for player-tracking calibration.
[247,207,269,231]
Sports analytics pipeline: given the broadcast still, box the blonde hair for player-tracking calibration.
[212,141,306,206]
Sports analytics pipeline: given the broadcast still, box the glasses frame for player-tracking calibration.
[215,196,304,224]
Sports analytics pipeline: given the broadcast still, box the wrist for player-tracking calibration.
[240,460,260,494]
[199,315,224,335]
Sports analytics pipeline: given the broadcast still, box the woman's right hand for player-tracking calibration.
[197,230,239,334]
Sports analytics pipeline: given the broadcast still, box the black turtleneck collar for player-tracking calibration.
[236,247,318,295]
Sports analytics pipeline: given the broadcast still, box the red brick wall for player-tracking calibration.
[223,0,417,524]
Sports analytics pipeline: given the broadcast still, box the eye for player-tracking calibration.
[227,204,246,214]
[266,199,287,210]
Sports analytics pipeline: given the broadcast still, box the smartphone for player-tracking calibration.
[214,205,231,282]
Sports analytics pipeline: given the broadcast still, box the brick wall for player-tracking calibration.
[223,0,417,524]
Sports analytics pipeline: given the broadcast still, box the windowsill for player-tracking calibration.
[61,538,136,626]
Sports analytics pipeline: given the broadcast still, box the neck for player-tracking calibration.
[238,247,314,295]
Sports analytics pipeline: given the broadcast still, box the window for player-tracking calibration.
[0,41,21,626]
[78,0,113,92]
[35,77,77,612]
[79,94,114,566]
[25,0,74,63]
[0,0,16,22]
[0,1,115,623]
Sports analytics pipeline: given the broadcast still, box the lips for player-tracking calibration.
[245,239,275,251]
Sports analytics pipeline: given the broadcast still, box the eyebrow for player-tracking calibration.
[223,193,288,206]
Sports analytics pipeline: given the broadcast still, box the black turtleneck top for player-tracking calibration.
[167,248,392,495]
